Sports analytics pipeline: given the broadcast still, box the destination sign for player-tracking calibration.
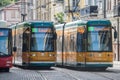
[88,26,110,31]
[32,28,51,33]
[32,34,53,38]
[0,30,8,36]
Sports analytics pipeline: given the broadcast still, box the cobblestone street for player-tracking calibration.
[0,67,44,80]
[0,67,81,80]
[1,67,120,80]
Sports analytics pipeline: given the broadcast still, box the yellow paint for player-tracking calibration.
[22,52,56,63]
[77,52,113,62]
[77,27,85,34]
[80,0,86,8]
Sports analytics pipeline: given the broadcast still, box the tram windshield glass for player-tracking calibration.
[87,26,112,52]
[31,27,54,51]
[0,30,9,56]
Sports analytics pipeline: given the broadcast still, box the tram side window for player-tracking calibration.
[70,34,76,52]
[64,36,68,52]
[57,36,62,52]
[22,33,29,52]
[77,32,86,52]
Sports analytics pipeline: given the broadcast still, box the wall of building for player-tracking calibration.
[36,0,64,23]
[0,3,21,26]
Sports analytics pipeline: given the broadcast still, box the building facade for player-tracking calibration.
[0,3,21,26]
[79,0,99,20]
[0,0,37,26]
[36,0,64,23]
[13,0,37,21]
[25,0,37,20]
[112,0,120,61]
[64,0,81,22]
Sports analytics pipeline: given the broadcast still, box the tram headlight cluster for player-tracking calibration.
[32,54,36,57]
[49,53,55,57]
[6,61,12,64]
[49,54,52,56]
[31,53,55,57]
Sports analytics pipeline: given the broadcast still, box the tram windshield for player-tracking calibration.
[87,26,112,52]
[0,30,9,56]
[31,27,54,51]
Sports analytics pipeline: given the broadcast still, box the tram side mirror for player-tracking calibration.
[54,32,57,40]
[13,47,17,52]
[114,31,117,39]
[112,26,117,40]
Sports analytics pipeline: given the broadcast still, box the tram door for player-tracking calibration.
[22,29,30,64]
[77,27,87,66]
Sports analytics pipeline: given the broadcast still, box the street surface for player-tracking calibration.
[0,67,120,80]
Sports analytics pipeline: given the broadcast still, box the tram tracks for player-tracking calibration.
[37,68,82,80]
[89,68,120,80]
[61,71,83,80]
[53,67,84,80]
[53,67,120,80]
[35,67,120,80]
[40,74,48,80]
[91,72,114,80]
[38,72,48,80]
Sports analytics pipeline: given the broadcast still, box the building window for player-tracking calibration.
[94,0,99,5]
[109,0,111,10]
[114,0,116,5]
[118,0,120,4]
[11,11,15,18]
[107,0,111,10]
[85,0,99,6]
[85,0,88,6]
[73,0,77,7]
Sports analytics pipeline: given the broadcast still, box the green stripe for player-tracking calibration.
[29,63,55,67]
[84,64,112,67]
[87,20,111,26]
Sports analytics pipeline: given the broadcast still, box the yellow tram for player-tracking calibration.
[10,21,56,68]
[55,20,116,70]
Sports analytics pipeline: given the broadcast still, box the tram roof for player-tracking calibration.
[29,21,54,27]
[55,20,87,29]
[87,19,111,26]
[9,21,54,29]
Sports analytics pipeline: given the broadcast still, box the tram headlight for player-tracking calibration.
[41,53,45,56]
[32,54,36,57]
[79,54,81,56]
[49,54,55,57]
[6,61,12,64]
[49,54,52,56]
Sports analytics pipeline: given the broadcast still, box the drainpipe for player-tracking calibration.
[103,0,106,18]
